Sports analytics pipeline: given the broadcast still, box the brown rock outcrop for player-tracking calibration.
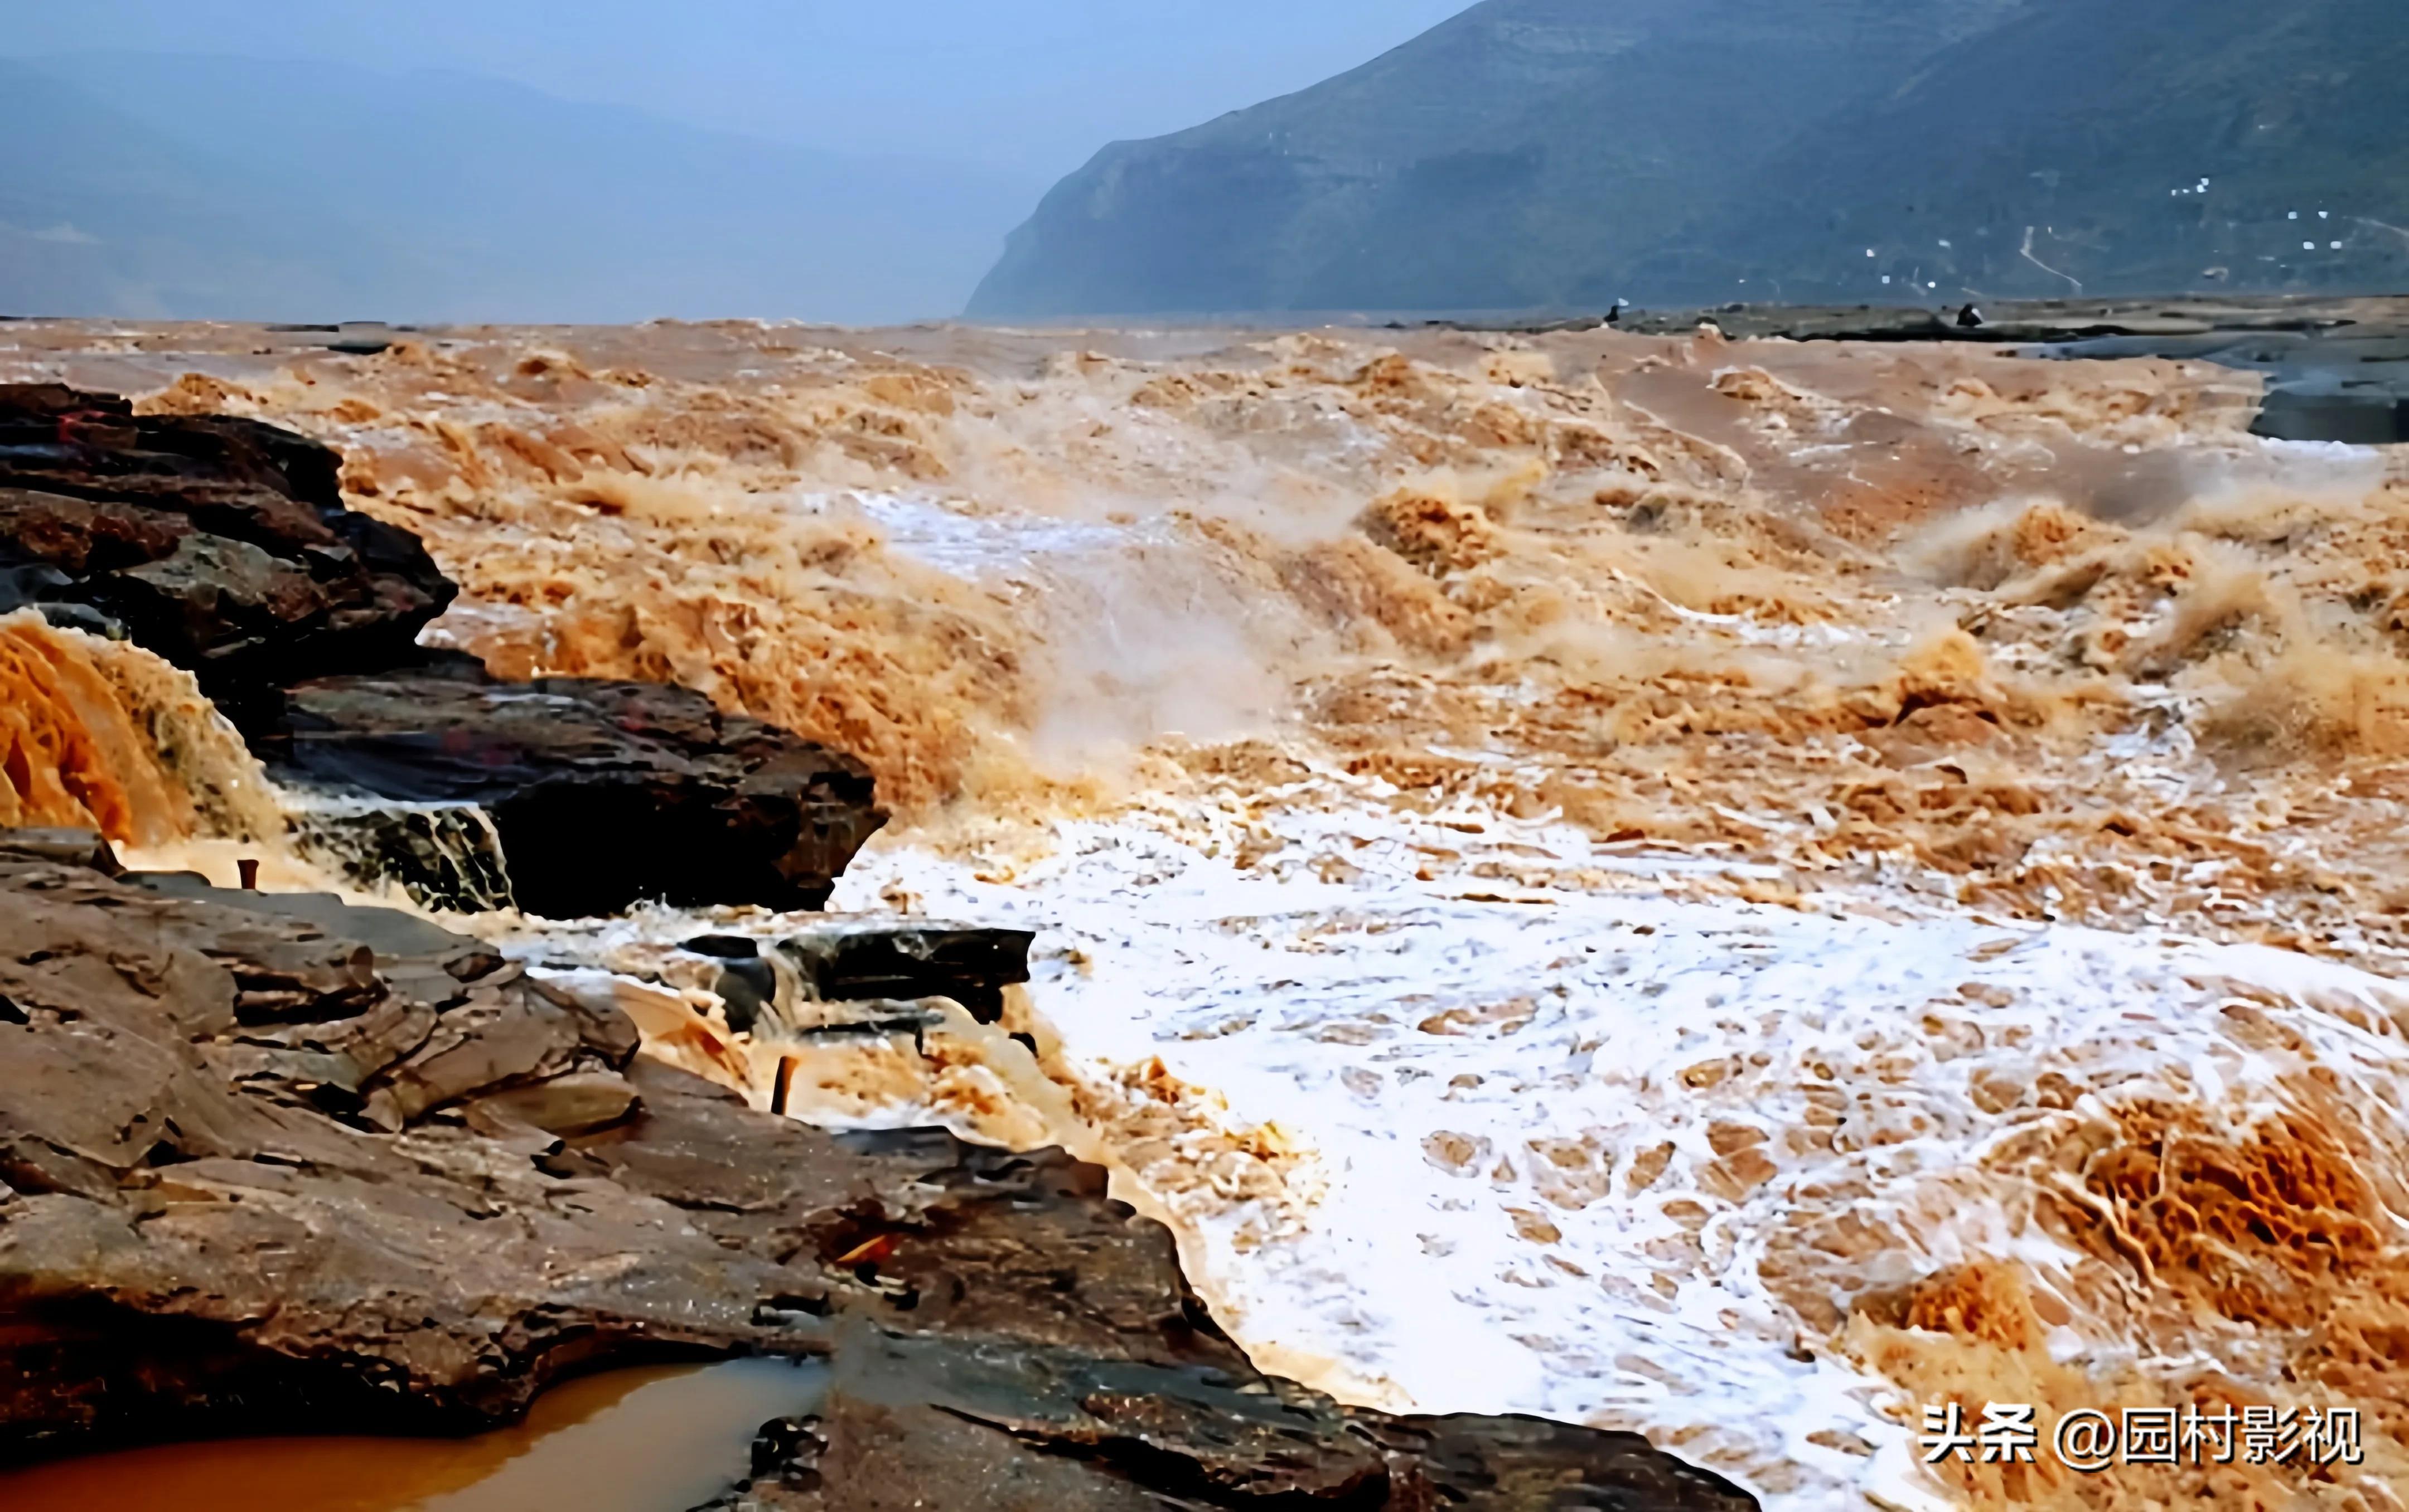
[0,382,453,716]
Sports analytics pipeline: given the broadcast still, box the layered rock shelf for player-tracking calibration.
[0,382,453,710]
[263,660,883,918]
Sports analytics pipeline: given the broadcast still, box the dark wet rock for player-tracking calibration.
[259,663,887,918]
[718,963,779,1035]
[705,1326,1756,1510]
[0,835,1755,1509]
[0,385,887,919]
[726,1414,829,1501]
[2254,381,2409,445]
[0,383,453,719]
[673,918,1039,1037]
[775,919,1036,1022]
[0,561,121,637]
[681,938,777,1031]
[670,937,767,1035]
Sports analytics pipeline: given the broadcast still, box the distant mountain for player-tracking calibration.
[968,0,2409,319]
[2,54,1044,325]
[1656,0,2409,306]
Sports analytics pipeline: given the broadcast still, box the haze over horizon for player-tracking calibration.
[6,0,2405,325]
[3,1,1473,181]
[0,1,1471,324]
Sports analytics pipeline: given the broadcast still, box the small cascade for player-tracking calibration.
[0,609,515,913]
[284,790,519,915]
[0,610,192,845]
[72,620,291,843]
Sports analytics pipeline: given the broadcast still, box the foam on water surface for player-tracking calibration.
[17,318,2409,1508]
[814,789,2409,1502]
[777,793,2409,1508]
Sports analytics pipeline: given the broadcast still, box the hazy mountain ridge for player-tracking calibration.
[2,54,1042,324]
[969,0,2409,318]
[1661,0,2409,304]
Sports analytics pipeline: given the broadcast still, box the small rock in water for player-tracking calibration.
[683,935,764,959]
[776,920,1036,1022]
[712,959,777,1035]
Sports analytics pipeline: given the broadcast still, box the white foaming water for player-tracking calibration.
[153,463,2401,1509]
[787,787,2409,1511]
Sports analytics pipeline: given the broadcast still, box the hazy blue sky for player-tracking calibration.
[4,1,1475,177]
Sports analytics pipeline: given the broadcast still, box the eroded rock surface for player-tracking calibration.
[0,834,1753,1510]
[709,1331,1756,1511]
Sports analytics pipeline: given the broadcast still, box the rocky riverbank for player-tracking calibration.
[1603,293,2409,444]
[0,382,884,914]
[0,379,1754,1504]
[0,830,1753,1509]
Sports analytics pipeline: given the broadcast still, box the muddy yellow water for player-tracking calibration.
[0,1359,825,1512]
[13,318,2409,1506]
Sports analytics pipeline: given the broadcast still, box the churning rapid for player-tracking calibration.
[7,315,2409,1510]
